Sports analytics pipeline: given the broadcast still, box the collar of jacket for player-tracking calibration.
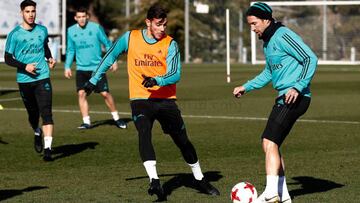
[260,20,284,42]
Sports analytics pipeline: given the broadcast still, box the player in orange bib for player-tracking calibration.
[84,3,220,201]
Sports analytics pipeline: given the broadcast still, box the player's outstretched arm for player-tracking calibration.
[233,86,246,98]
[83,82,96,96]
[89,31,130,85]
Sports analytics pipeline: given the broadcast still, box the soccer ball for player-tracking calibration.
[230,182,257,203]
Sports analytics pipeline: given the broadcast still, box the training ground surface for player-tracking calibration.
[0,63,359,202]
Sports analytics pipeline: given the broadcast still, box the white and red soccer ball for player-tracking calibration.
[231,182,258,203]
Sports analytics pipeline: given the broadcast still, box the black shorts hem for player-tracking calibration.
[76,71,110,93]
[261,96,311,146]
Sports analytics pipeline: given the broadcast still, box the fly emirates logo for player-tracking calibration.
[135,54,162,67]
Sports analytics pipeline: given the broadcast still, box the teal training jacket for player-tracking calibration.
[65,21,112,71]
[243,26,318,98]
[5,24,50,83]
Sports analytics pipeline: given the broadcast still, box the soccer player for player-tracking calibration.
[64,7,126,129]
[4,0,56,161]
[84,3,220,201]
[233,2,318,203]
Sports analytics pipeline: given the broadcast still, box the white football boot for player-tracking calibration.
[280,195,292,203]
[254,192,280,203]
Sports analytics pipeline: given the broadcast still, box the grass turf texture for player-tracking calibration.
[0,63,359,202]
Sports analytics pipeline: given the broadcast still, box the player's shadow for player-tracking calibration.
[0,88,18,96]
[289,176,344,199]
[0,137,9,144]
[126,171,222,202]
[0,186,48,201]
[90,118,132,129]
[162,171,222,196]
[51,142,99,160]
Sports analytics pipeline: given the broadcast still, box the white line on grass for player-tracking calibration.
[2,107,359,125]
[0,97,22,102]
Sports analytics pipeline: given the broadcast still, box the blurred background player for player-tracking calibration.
[84,3,220,201]
[4,0,56,161]
[233,2,318,203]
[64,7,126,129]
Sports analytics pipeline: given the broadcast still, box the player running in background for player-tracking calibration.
[84,3,220,201]
[233,2,318,203]
[4,0,56,161]
[64,7,126,130]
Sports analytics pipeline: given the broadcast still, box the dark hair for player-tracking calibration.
[75,6,88,14]
[20,0,36,10]
[147,3,168,20]
[246,2,273,20]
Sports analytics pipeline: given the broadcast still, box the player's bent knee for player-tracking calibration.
[100,91,110,98]
[42,118,54,125]
[41,112,53,125]
[78,90,87,98]
[262,138,279,152]
[170,129,189,146]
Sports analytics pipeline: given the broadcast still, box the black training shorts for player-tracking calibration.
[76,70,109,93]
[131,99,185,135]
[262,95,311,146]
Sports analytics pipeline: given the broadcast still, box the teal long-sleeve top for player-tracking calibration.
[89,29,181,87]
[243,26,318,98]
[65,21,112,71]
[5,24,50,83]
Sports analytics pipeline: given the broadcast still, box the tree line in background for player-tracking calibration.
[66,0,360,62]
[66,0,249,62]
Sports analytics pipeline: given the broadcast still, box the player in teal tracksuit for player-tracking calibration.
[4,0,56,161]
[233,2,317,203]
[65,21,111,72]
[64,7,126,129]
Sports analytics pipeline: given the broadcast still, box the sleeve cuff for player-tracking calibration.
[293,84,303,93]
[154,77,162,86]
[243,83,252,92]
[89,78,98,85]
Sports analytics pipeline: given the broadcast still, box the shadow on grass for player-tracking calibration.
[52,142,99,160]
[289,176,344,199]
[0,186,48,201]
[0,137,8,144]
[90,118,132,129]
[126,171,222,202]
[162,171,222,195]
[0,88,18,96]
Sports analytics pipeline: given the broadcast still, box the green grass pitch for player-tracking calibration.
[0,63,359,202]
